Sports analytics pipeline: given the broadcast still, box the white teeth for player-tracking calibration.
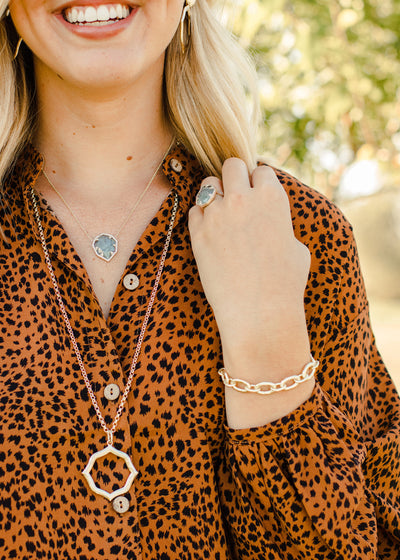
[85,6,97,21]
[97,5,109,20]
[64,4,131,25]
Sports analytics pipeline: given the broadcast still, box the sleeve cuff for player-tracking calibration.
[225,383,325,443]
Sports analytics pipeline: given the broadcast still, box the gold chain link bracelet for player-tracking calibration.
[218,355,319,395]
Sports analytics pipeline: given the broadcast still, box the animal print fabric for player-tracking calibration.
[0,144,399,559]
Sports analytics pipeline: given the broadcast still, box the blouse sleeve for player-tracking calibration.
[217,212,400,559]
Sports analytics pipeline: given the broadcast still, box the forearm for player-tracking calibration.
[189,160,317,429]
[222,324,313,429]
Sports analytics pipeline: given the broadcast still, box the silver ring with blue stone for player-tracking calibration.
[195,184,224,209]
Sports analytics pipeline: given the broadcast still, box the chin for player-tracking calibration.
[57,56,148,92]
[34,40,165,96]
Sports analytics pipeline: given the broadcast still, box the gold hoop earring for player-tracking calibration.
[13,37,23,60]
[180,0,196,55]
[5,8,11,17]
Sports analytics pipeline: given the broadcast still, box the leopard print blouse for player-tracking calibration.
[0,144,399,559]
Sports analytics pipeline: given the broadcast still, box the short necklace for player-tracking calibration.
[30,184,179,508]
[42,140,174,263]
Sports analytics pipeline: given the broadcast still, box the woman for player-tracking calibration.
[0,0,399,558]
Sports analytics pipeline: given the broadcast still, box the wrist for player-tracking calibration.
[219,354,318,393]
[220,331,311,385]
[217,305,310,377]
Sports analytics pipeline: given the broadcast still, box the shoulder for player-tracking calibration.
[272,166,353,246]
[271,166,368,332]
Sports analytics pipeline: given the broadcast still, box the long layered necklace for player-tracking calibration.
[42,140,174,262]
[30,183,179,509]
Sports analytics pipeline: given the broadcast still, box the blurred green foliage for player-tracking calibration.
[223,0,400,198]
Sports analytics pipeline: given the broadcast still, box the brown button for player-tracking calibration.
[112,495,130,514]
[169,158,182,173]
[104,383,120,401]
[123,273,139,291]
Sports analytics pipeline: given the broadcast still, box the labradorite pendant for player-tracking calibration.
[92,233,118,262]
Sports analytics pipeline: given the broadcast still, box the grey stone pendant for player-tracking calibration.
[92,233,118,262]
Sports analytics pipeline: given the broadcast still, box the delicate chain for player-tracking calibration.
[218,355,319,395]
[31,186,179,445]
[42,138,175,241]
[42,169,93,242]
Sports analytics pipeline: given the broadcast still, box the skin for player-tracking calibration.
[9,0,313,429]
[189,163,313,428]
[8,0,180,317]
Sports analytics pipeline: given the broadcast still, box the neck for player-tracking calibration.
[34,59,173,203]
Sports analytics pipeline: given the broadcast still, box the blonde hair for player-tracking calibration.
[0,0,259,184]
[0,2,35,184]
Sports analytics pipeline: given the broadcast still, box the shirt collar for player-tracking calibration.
[8,141,205,280]
[15,141,205,221]
[162,142,205,214]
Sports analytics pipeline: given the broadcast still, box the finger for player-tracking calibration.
[251,165,290,209]
[221,158,251,195]
[251,165,282,191]
[199,176,223,194]
[188,203,203,231]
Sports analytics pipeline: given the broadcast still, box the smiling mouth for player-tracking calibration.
[63,4,132,26]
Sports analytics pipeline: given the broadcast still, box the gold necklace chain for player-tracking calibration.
[41,139,174,262]
[30,185,179,502]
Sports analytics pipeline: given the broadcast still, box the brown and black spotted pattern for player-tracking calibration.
[0,144,399,559]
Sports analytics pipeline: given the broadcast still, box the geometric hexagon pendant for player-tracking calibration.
[82,445,138,501]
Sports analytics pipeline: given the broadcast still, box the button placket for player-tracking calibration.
[169,158,183,173]
[104,383,120,401]
[112,495,130,514]
[123,273,140,291]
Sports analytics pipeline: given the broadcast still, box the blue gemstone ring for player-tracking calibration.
[195,185,224,209]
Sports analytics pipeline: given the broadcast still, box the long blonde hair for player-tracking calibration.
[0,0,259,184]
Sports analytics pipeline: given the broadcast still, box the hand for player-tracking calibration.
[188,158,311,382]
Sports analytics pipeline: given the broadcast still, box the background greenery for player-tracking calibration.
[224,0,400,200]
[222,0,400,379]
